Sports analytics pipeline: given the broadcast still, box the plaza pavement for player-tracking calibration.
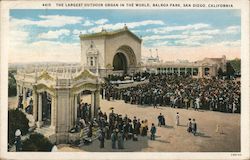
[8,96,240,152]
[58,95,240,152]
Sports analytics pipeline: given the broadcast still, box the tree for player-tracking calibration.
[8,71,17,97]
[22,133,53,152]
[226,62,235,77]
[8,109,29,145]
[217,68,224,77]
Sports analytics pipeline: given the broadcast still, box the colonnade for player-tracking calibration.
[16,83,100,131]
[155,66,215,77]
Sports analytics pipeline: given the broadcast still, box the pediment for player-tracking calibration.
[38,71,54,81]
[74,69,97,81]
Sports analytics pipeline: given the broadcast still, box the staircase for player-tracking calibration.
[69,126,101,145]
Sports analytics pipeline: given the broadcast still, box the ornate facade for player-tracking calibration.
[15,66,102,143]
[80,25,142,76]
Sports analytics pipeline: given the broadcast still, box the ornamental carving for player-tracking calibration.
[71,83,98,94]
[35,83,55,94]
[38,71,54,81]
[74,70,97,81]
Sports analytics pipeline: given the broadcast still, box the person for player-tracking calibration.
[187,118,192,133]
[162,115,166,126]
[195,97,200,111]
[111,130,117,149]
[14,129,22,152]
[98,131,105,148]
[51,145,58,152]
[157,113,163,127]
[150,123,156,140]
[176,112,180,126]
[216,124,223,134]
[87,122,93,137]
[117,131,124,149]
[191,119,197,136]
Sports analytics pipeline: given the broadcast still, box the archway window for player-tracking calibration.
[113,52,127,73]
[90,57,94,66]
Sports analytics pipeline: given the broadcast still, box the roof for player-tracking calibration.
[79,27,142,43]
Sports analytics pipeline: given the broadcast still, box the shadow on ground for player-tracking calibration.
[77,136,149,152]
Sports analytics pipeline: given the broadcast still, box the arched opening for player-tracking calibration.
[42,91,51,126]
[113,52,128,73]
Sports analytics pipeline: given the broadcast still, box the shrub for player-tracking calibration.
[8,109,29,145]
[22,133,53,152]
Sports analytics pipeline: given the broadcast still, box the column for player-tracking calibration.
[74,94,78,123]
[91,92,95,119]
[23,87,27,109]
[94,90,100,118]
[50,96,56,129]
[198,67,203,78]
[23,88,27,99]
[178,68,180,76]
[191,68,194,76]
[185,68,187,75]
[16,85,20,104]
[37,93,43,128]
[33,92,38,121]
[70,96,74,128]
[103,88,106,99]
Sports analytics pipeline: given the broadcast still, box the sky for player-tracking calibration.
[9,9,241,63]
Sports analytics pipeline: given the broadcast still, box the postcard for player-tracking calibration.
[0,0,249,159]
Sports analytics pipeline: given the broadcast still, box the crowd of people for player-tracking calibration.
[102,73,241,113]
[96,109,155,149]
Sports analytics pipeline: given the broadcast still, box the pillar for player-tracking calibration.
[103,88,106,99]
[33,92,38,121]
[191,68,194,76]
[23,87,27,108]
[178,68,180,76]
[185,68,187,75]
[198,67,203,78]
[50,96,56,129]
[74,94,78,123]
[94,90,100,118]
[16,85,20,103]
[91,92,95,119]
[37,93,43,128]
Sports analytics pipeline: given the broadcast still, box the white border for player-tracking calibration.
[0,0,249,159]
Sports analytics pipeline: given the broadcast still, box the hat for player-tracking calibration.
[15,129,21,136]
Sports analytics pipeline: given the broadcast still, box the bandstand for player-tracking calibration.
[15,66,102,143]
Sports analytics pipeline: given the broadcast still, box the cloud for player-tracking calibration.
[10,15,83,27]
[37,29,70,39]
[218,40,241,47]
[73,29,87,35]
[144,34,213,47]
[9,40,81,63]
[183,29,220,36]
[143,34,188,41]
[83,20,94,26]
[10,29,29,46]
[146,23,211,34]
[224,26,240,34]
[95,18,109,25]
[88,20,165,33]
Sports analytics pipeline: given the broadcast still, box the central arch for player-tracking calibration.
[113,52,128,73]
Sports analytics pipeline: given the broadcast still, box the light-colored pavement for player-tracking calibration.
[8,96,240,152]
[60,95,240,152]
